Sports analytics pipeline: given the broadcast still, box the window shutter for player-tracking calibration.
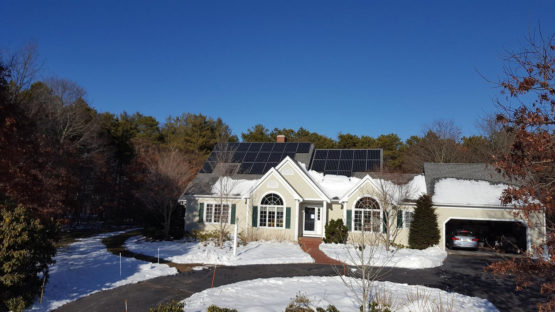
[382,211,388,234]
[230,204,236,224]
[285,207,291,229]
[346,210,352,231]
[252,206,258,227]
[397,210,403,228]
[198,203,204,223]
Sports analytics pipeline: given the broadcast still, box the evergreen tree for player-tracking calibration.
[408,195,440,249]
[0,205,56,312]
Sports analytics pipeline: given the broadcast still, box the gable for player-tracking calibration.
[276,158,330,202]
[249,169,300,207]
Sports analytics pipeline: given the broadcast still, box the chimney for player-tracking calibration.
[276,135,287,143]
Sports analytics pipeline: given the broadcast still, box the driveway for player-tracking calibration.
[55,254,543,312]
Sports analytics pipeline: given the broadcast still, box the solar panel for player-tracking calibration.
[200,142,314,175]
[309,149,382,176]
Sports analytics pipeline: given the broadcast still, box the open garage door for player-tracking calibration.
[445,219,527,253]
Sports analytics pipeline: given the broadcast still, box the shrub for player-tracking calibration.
[316,305,340,312]
[148,300,184,312]
[323,219,348,244]
[207,305,238,312]
[0,205,56,312]
[408,195,440,250]
[285,292,313,312]
[193,229,228,243]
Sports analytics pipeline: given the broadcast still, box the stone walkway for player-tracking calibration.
[299,237,344,265]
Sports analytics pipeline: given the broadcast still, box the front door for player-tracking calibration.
[303,206,322,237]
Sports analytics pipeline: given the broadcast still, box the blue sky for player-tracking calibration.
[1,1,554,141]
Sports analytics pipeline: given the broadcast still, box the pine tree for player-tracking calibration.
[408,194,440,249]
[0,205,56,311]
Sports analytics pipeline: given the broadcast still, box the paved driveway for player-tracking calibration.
[55,254,543,312]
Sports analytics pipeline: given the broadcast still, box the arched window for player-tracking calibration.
[354,197,381,232]
[259,193,285,228]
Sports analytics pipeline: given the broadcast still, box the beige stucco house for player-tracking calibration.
[179,141,545,252]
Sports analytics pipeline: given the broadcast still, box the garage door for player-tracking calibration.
[445,219,527,253]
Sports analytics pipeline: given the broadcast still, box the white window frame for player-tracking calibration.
[353,196,382,233]
[403,210,414,229]
[204,202,231,224]
[259,193,286,229]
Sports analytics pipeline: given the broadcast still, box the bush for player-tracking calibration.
[193,229,229,243]
[285,292,340,312]
[408,195,440,250]
[323,219,348,244]
[207,305,238,312]
[149,300,184,312]
[359,301,391,312]
[0,205,56,312]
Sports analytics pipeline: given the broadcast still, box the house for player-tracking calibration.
[179,138,545,251]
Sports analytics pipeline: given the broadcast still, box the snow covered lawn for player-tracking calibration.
[125,236,314,265]
[320,243,447,268]
[182,276,498,312]
[29,231,178,312]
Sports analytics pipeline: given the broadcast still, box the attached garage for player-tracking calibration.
[445,218,528,253]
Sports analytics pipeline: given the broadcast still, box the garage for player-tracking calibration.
[445,219,528,253]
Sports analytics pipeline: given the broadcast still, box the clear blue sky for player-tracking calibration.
[1,1,554,141]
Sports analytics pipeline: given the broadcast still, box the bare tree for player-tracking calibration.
[370,173,416,251]
[136,146,194,239]
[211,142,238,248]
[3,42,43,93]
[403,120,464,172]
[337,224,396,312]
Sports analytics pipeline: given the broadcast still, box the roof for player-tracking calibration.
[423,163,515,195]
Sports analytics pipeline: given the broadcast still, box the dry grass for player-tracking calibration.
[405,287,455,312]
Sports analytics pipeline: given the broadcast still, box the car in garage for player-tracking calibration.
[447,229,479,250]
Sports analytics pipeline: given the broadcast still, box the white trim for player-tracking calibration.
[441,217,530,252]
[275,157,330,202]
[247,167,303,201]
[202,201,232,224]
[350,195,382,233]
[245,197,250,236]
[257,192,287,229]
[294,199,300,240]
[339,175,382,203]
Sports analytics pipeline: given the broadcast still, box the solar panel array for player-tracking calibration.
[310,149,382,176]
[200,142,312,175]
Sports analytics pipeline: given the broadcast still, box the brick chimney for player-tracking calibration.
[276,135,287,143]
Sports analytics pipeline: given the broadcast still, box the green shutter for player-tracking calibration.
[346,210,352,231]
[252,206,258,227]
[230,204,236,224]
[285,207,291,229]
[383,211,388,234]
[198,203,204,223]
[397,210,403,228]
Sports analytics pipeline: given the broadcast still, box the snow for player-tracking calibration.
[320,244,447,268]
[307,169,360,199]
[433,178,509,206]
[406,174,427,200]
[181,276,498,312]
[210,177,258,196]
[125,236,314,265]
[28,231,178,312]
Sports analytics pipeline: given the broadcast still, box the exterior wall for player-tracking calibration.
[328,203,343,221]
[277,162,322,200]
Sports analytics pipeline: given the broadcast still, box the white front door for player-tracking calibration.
[303,206,323,237]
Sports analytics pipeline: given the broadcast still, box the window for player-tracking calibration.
[205,203,230,223]
[259,193,285,228]
[403,211,414,228]
[354,197,381,232]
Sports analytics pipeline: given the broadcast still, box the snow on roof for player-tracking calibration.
[211,177,258,197]
[432,178,508,206]
[307,170,360,199]
[406,174,427,200]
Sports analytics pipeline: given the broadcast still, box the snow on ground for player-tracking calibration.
[125,236,314,265]
[28,231,178,312]
[432,178,508,206]
[320,243,447,268]
[182,276,498,312]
